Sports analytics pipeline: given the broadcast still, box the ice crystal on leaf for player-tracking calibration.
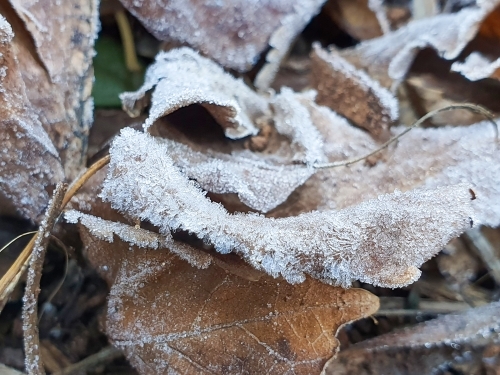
[98,128,474,288]
[120,47,269,139]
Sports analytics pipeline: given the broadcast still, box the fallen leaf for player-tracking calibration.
[0,16,64,220]
[451,52,500,80]
[119,0,326,89]
[337,1,500,87]
[2,0,99,179]
[322,301,500,375]
[96,128,474,288]
[78,223,379,374]
[120,47,269,139]
[311,44,398,137]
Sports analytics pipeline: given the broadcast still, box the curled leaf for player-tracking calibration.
[99,128,474,288]
[311,44,399,137]
[451,52,500,81]
[121,48,269,139]
[79,224,379,375]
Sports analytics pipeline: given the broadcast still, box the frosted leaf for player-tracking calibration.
[339,2,500,87]
[157,137,313,213]
[451,52,500,80]
[323,301,500,375]
[120,47,269,139]
[80,226,379,375]
[311,44,398,138]
[119,0,325,77]
[99,128,474,288]
[65,210,212,269]
[0,16,64,221]
[272,106,500,228]
[7,0,99,178]
[271,88,327,164]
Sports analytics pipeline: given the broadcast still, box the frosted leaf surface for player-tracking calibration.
[323,301,500,375]
[7,0,99,179]
[157,136,313,213]
[451,52,500,81]
[311,44,398,138]
[271,88,326,165]
[272,107,500,228]
[119,0,325,76]
[80,225,379,375]
[100,128,474,288]
[65,210,212,269]
[0,16,64,221]
[120,47,269,139]
[339,2,500,86]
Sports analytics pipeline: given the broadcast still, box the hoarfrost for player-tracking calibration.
[65,210,212,269]
[99,128,474,288]
[451,52,500,81]
[120,47,269,139]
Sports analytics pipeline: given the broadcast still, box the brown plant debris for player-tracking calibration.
[311,44,398,137]
[0,16,64,221]
[85,128,476,288]
[78,224,379,374]
[2,0,99,179]
[338,1,500,87]
[322,301,500,375]
[118,0,326,81]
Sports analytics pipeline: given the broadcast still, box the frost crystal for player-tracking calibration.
[99,128,474,288]
[120,47,269,139]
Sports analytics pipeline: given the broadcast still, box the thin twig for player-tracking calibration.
[53,346,123,375]
[0,155,110,310]
[23,183,67,375]
[313,104,498,169]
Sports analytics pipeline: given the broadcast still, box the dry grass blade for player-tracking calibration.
[23,183,67,375]
[52,346,123,375]
[313,104,498,169]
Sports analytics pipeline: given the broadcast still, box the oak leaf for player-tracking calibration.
[78,223,379,375]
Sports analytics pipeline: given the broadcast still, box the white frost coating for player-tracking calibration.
[65,210,212,269]
[160,137,313,212]
[344,5,496,82]
[254,0,326,89]
[99,128,474,288]
[271,88,327,165]
[451,52,500,81]
[120,47,269,139]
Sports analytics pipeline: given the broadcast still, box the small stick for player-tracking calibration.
[23,183,67,375]
[115,10,142,73]
[313,104,498,169]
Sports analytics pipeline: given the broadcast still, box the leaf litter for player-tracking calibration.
[2,1,500,374]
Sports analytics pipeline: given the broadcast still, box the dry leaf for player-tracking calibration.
[324,0,387,41]
[96,128,475,288]
[311,44,398,137]
[451,52,500,80]
[121,47,269,139]
[0,17,64,220]
[79,224,379,374]
[338,1,500,87]
[322,301,500,375]
[2,0,98,179]
[119,0,326,88]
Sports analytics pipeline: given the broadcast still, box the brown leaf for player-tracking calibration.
[2,0,98,179]
[118,0,326,88]
[0,17,64,220]
[311,44,398,137]
[79,224,379,374]
[322,301,500,375]
[338,1,500,87]
[451,52,500,81]
[324,0,387,41]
